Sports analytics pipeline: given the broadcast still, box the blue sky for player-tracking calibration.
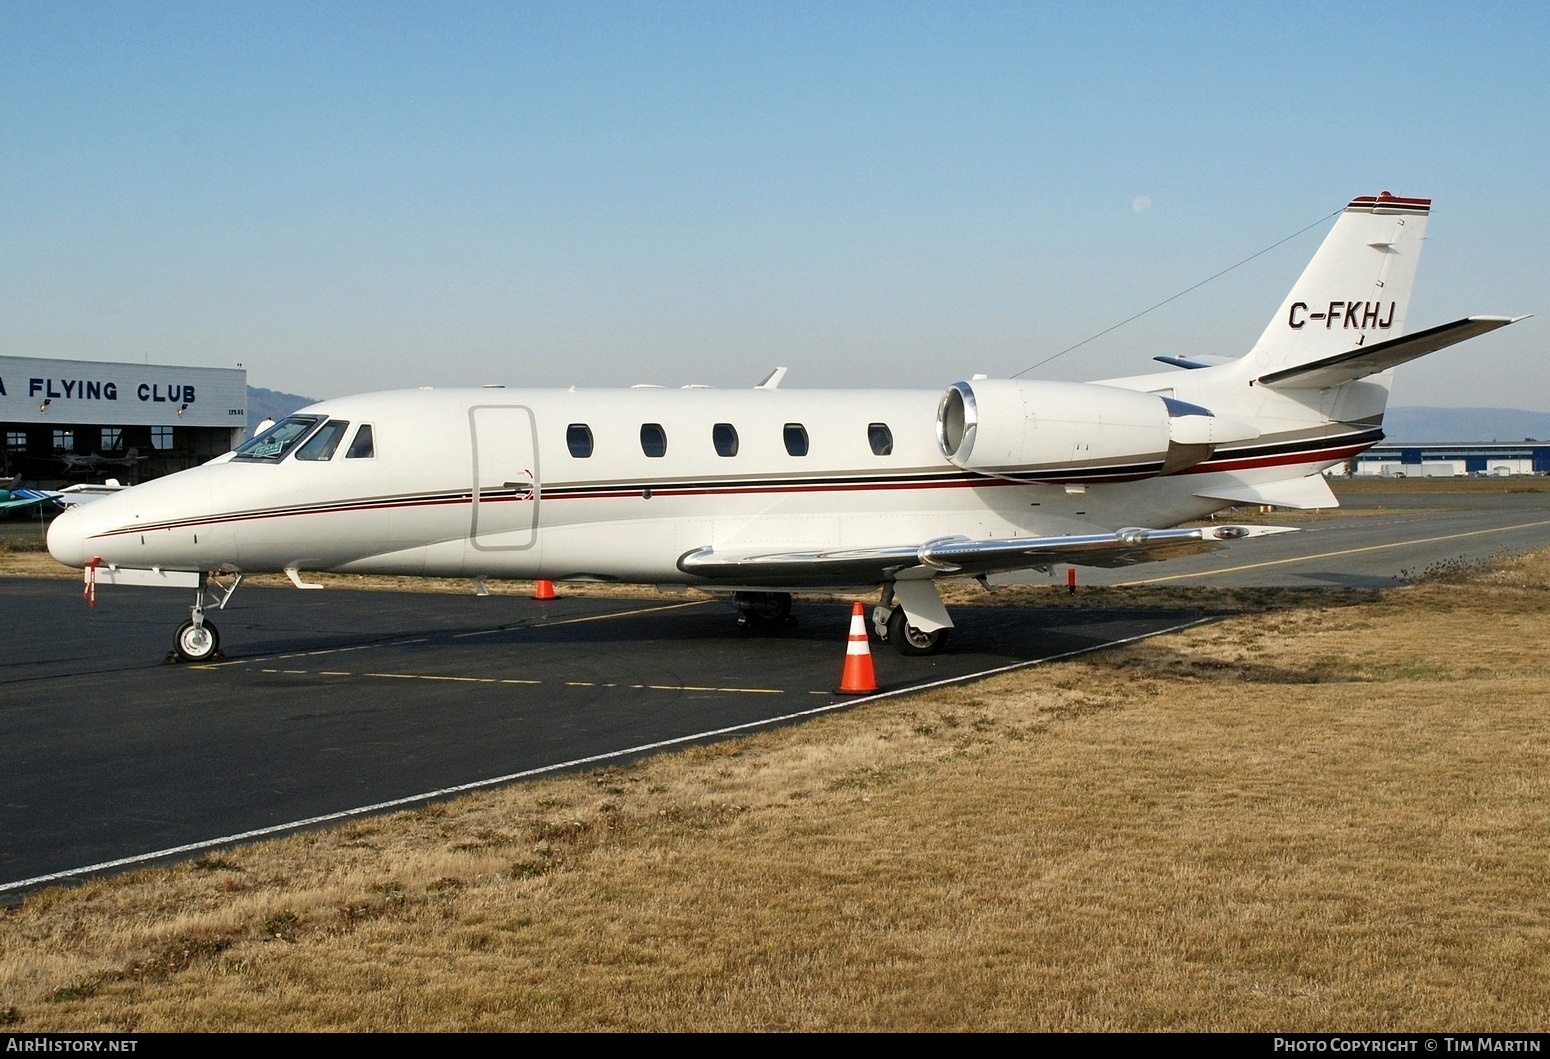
[3,1,1547,407]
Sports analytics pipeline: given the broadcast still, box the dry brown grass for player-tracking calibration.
[4,548,1549,1031]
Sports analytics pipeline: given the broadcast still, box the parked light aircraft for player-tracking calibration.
[58,448,149,474]
[2,480,124,513]
[47,193,1522,662]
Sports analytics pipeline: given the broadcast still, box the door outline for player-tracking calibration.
[469,405,539,551]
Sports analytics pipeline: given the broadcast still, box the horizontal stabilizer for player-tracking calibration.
[678,524,1296,584]
[1256,316,1523,390]
[1194,473,1338,511]
[1154,353,1236,370]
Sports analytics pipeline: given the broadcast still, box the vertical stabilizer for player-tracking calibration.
[1242,192,1430,379]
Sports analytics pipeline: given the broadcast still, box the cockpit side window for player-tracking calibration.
[295,420,350,461]
[345,424,375,459]
[233,415,323,462]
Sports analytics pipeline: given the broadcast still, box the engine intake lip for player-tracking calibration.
[937,382,978,462]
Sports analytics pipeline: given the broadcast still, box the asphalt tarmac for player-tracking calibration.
[1001,484,1550,589]
[0,581,1213,897]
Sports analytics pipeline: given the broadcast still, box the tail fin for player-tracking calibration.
[1243,192,1431,380]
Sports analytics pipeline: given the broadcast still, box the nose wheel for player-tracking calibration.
[174,618,221,662]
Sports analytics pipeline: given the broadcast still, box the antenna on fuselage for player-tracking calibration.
[756,366,788,390]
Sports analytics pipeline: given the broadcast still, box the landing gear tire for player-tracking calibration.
[736,591,793,627]
[174,619,220,662]
[886,607,948,656]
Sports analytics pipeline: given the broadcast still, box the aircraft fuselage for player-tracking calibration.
[51,383,1286,588]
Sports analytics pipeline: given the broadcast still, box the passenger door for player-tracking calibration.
[469,405,538,551]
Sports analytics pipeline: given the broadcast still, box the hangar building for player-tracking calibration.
[1353,442,1550,477]
[1,355,247,483]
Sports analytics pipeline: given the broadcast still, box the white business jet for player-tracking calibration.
[47,193,1522,662]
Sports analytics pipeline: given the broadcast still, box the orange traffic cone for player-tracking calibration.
[532,579,557,600]
[835,601,880,695]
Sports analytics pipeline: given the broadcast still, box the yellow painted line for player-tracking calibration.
[319,671,353,676]
[196,601,711,665]
[499,679,542,685]
[1119,517,1550,585]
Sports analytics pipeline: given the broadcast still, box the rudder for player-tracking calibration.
[1243,192,1430,379]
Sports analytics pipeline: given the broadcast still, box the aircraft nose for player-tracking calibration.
[46,507,86,569]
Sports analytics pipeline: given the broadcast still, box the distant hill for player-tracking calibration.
[1384,407,1550,443]
[246,386,317,434]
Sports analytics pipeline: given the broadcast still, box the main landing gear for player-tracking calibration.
[168,571,243,663]
[731,585,950,656]
[871,583,951,657]
[735,591,793,628]
[882,606,949,656]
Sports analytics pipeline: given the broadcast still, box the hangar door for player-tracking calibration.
[469,405,539,551]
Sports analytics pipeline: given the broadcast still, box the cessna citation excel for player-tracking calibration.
[47,193,1522,661]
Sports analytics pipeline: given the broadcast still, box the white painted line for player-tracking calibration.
[1119,517,1550,585]
[0,616,1211,895]
[451,598,711,637]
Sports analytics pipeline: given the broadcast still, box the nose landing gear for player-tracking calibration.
[167,571,242,663]
[174,618,221,662]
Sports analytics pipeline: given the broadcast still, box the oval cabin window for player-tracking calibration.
[640,423,667,458]
[713,423,739,457]
[783,423,809,457]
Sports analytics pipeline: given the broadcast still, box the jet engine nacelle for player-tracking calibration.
[936,379,1256,481]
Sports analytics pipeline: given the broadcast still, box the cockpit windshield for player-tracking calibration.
[295,420,349,461]
[232,415,323,462]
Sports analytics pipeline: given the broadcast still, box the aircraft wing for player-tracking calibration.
[1256,316,1523,390]
[677,524,1295,584]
